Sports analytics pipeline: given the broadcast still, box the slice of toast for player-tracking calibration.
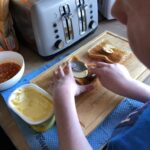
[88,42,130,63]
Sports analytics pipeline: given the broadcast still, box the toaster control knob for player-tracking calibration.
[55,40,64,49]
[89,20,97,29]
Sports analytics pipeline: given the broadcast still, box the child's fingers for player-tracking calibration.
[58,65,65,77]
[54,68,61,79]
[88,66,98,74]
[88,61,108,67]
[52,71,57,82]
[53,65,65,79]
[79,84,94,94]
[96,61,109,68]
[88,62,108,71]
[67,61,73,75]
[49,80,54,89]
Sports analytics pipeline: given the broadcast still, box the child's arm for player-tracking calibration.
[52,62,93,150]
[90,62,150,103]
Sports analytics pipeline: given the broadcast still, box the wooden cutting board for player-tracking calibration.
[31,31,150,135]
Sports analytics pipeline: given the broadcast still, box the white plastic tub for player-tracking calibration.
[8,83,54,125]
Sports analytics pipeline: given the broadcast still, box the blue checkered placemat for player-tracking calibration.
[1,50,143,150]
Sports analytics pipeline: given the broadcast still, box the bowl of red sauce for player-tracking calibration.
[0,51,25,91]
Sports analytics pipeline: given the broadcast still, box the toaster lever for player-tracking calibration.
[76,0,87,35]
[60,5,74,43]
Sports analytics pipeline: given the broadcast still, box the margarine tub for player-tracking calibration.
[8,83,54,127]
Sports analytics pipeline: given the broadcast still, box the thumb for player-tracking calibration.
[89,67,100,75]
[79,83,94,94]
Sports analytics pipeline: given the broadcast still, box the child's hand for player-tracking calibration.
[52,62,93,98]
[90,62,133,95]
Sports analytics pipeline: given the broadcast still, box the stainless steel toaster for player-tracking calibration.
[10,0,98,57]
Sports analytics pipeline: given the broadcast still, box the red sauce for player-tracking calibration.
[0,62,21,83]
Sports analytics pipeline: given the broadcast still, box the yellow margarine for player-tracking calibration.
[11,87,53,122]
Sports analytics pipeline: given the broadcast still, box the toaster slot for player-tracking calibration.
[76,0,87,35]
[60,5,74,43]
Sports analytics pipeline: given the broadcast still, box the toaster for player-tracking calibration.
[10,0,98,57]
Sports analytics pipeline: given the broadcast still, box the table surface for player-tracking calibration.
[1,20,150,150]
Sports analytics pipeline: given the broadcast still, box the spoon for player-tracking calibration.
[71,60,95,78]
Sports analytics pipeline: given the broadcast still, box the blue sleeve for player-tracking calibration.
[106,106,150,150]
